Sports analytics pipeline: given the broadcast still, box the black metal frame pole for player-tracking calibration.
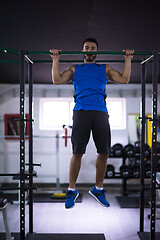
[19,50,26,240]
[139,62,146,232]
[150,51,158,240]
[28,61,34,233]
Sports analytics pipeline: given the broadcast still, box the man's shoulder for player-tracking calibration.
[105,64,112,71]
[68,65,75,75]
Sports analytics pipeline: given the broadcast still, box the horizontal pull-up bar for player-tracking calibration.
[0,60,19,63]
[1,48,159,56]
[33,59,142,63]
[0,47,19,55]
[28,50,152,56]
[0,59,142,63]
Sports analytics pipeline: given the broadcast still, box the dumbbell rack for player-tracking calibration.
[106,154,142,195]
[106,139,156,195]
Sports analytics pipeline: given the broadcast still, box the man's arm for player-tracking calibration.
[50,49,75,84]
[106,49,134,84]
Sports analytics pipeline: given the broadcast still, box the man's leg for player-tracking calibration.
[66,111,91,209]
[89,153,110,207]
[69,153,83,188]
[70,110,90,189]
[89,111,111,207]
[65,153,83,209]
[96,153,108,188]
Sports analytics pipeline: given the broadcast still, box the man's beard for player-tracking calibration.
[84,54,96,62]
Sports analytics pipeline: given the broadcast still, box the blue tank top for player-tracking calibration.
[72,63,108,112]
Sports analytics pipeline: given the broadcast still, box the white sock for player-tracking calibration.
[68,187,75,191]
[95,185,103,190]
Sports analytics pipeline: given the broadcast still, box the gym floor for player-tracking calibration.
[0,186,160,240]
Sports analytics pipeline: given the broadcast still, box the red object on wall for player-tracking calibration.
[65,127,68,147]
[4,114,29,140]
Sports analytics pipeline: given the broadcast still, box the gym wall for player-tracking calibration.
[0,84,160,185]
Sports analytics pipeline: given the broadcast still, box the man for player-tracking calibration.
[50,38,134,209]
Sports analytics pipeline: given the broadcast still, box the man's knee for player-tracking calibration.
[72,153,83,160]
[97,153,109,160]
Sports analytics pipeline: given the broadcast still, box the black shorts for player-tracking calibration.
[71,110,111,154]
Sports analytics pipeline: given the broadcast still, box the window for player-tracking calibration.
[39,97,126,130]
[107,98,126,130]
[39,98,74,130]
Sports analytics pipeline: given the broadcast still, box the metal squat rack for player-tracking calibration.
[138,51,159,240]
[0,48,159,240]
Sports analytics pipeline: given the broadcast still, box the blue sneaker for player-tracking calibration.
[65,189,79,209]
[89,186,110,207]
